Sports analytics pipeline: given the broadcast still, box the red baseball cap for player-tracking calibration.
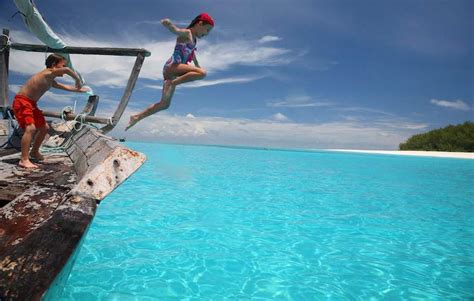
[198,13,214,27]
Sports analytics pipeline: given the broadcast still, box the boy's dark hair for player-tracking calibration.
[45,54,66,68]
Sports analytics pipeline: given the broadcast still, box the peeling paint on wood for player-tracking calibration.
[0,126,146,300]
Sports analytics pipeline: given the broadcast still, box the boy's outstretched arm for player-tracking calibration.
[52,80,89,92]
[51,67,83,89]
[161,19,190,38]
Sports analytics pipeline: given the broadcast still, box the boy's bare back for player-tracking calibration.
[18,69,57,102]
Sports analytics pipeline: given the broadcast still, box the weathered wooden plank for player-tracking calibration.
[0,29,9,111]
[0,153,76,246]
[0,194,96,301]
[66,127,146,200]
[10,43,151,57]
[0,124,146,300]
[81,95,99,116]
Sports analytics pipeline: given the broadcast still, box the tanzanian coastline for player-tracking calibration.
[325,149,474,159]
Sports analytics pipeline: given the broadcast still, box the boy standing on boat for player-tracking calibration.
[12,54,88,169]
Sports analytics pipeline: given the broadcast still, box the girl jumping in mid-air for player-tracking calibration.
[126,13,214,130]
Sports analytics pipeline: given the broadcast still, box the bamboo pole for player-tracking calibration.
[10,43,151,57]
[100,53,145,133]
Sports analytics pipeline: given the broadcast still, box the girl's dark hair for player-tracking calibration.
[187,13,214,29]
[45,54,66,68]
[187,15,202,29]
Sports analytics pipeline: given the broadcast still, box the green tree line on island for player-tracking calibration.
[399,121,474,152]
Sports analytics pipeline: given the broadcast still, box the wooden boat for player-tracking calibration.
[0,27,150,300]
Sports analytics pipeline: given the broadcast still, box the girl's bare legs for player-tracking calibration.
[126,80,176,131]
[125,64,206,131]
[167,64,207,86]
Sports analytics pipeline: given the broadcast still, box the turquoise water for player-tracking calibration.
[56,142,473,300]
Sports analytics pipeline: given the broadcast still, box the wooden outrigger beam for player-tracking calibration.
[9,43,151,57]
[41,111,110,125]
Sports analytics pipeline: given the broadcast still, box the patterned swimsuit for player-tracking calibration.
[163,39,196,71]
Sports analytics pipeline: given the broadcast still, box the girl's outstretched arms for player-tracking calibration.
[161,19,190,38]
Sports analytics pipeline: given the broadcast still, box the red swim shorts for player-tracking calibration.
[12,94,46,129]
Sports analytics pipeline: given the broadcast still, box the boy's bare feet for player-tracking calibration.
[19,159,39,169]
[125,115,140,131]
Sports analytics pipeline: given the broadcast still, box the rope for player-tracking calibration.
[40,106,89,153]
[73,113,87,131]
[60,106,73,121]
[10,11,27,21]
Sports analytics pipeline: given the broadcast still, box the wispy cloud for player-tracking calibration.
[135,19,189,27]
[371,118,429,130]
[197,40,292,71]
[267,95,334,108]
[8,30,293,89]
[336,108,428,131]
[184,75,264,88]
[145,75,264,90]
[430,99,471,111]
[338,106,397,117]
[258,35,282,43]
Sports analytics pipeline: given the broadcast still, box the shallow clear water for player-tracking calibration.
[56,142,473,300]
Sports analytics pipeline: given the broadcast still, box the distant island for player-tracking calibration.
[399,121,474,152]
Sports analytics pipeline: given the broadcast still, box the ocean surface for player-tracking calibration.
[52,142,473,300]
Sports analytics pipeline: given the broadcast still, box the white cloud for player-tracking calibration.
[272,113,290,122]
[267,95,334,108]
[258,36,282,43]
[430,99,471,111]
[115,112,420,150]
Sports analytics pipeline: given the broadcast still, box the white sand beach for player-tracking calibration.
[325,149,474,159]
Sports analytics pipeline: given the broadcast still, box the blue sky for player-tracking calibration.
[1,0,472,149]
